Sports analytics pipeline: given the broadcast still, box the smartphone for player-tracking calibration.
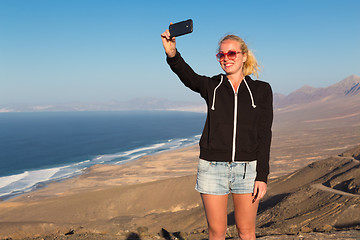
[169,19,193,38]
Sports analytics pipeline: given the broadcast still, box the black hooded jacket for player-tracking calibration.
[167,51,273,183]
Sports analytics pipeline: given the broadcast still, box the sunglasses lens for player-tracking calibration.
[217,51,240,61]
[227,51,237,60]
[216,53,225,61]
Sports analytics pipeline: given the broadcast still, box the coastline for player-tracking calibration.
[0,111,204,201]
[1,137,297,203]
[0,144,203,239]
[1,144,201,202]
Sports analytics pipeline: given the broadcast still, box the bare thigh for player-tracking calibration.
[201,194,228,238]
[232,193,259,238]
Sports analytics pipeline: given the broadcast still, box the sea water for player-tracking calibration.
[0,111,205,200]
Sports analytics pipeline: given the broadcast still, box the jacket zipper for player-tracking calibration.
[232,91,238,162]
[229,80,240,162]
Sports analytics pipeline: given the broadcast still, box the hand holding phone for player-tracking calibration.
[169,19,193,38]
[161,26,176,58]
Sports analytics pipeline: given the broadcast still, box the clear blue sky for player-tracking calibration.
[1,0,359,105]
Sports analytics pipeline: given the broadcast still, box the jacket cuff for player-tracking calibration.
[166,49,181,65]
[255,172,268,183]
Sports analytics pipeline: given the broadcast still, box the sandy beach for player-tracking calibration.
[13,144,201,200]
[0,145,204,239]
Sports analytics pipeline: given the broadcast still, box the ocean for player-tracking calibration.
[0,111,205,200]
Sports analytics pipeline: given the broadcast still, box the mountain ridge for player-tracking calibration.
[1,75,359,113]
[275,75,360,108]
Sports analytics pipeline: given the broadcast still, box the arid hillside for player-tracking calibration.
[270,75,360,177]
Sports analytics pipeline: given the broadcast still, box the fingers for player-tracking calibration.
[160,22,177,58]
[161,22,174,40]
[252,181,267,202]
[160,29,169,39]
[161,29,174,41]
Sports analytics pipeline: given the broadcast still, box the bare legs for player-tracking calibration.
[201,194,228,240]
[233,193,259,240]
[201,193,259,240]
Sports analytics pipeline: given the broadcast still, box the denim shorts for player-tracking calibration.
[195,159,257,195]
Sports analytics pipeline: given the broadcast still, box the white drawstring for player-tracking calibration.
[211,76,256,111]
[211,75,223,110]
[243,78,257,108]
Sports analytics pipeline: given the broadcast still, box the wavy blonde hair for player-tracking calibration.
[218,35,260,78]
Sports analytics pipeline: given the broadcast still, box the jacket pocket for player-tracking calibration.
[237,124,258,152]
[209,122,233,151]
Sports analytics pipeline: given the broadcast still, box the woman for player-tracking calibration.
[161,28,273,240]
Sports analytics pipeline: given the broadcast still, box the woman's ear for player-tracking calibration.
[243,53,248,63]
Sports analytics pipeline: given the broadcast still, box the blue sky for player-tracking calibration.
[1,0,359,105]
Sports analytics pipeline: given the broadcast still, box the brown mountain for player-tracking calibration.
[274,75,360,108]
[272,75,360,130]
[269,75,360,178]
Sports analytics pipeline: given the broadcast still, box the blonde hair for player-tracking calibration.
[218,35,260,78]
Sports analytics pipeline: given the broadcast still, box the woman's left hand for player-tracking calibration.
[252,181,267,202]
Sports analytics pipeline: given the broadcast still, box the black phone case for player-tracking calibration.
[169,19,193,38]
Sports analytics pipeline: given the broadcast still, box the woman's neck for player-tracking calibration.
[227,72,244,92]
